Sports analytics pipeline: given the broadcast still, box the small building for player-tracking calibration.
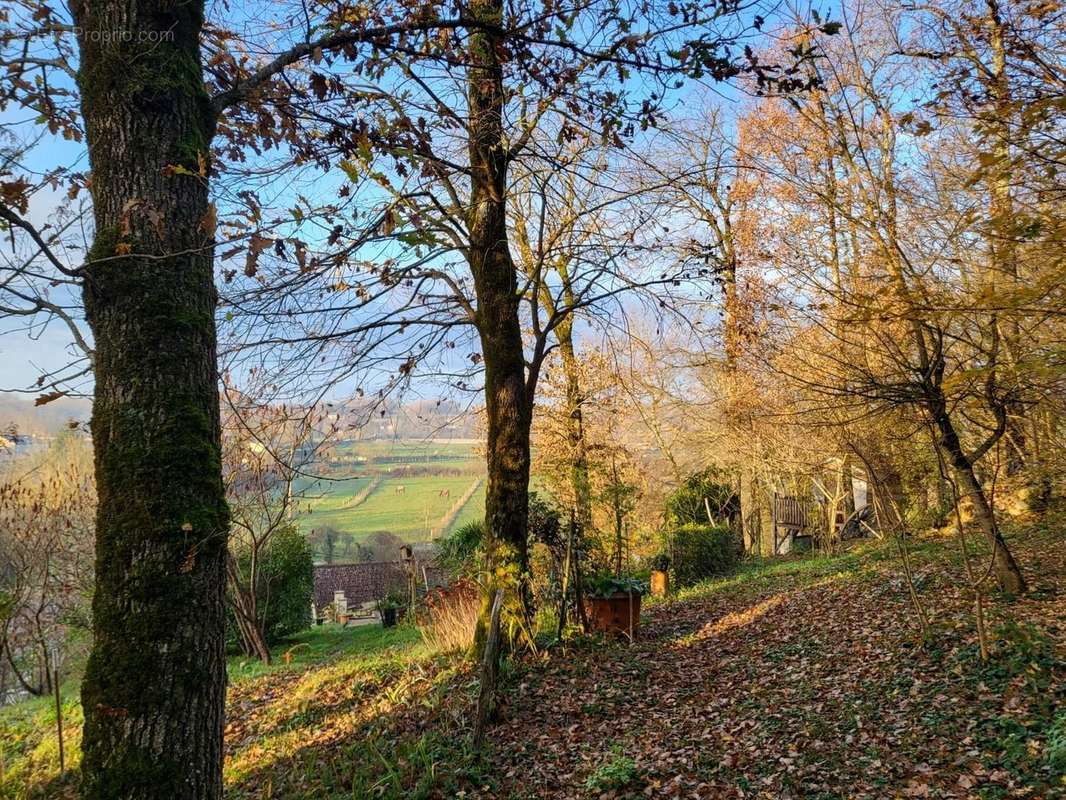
[312,559,448,610]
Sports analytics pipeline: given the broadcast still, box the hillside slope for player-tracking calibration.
[4,520,1064,799]
[490,527,1066,799]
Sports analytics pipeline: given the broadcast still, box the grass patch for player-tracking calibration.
[584,744,641,794]
[645,541,878,611]
[0,622,423,799]
[0,685,83,799]
[4,517,1063,799]
[306,475,484,541]
[227,621,422,682]
[1046,711,1066,775]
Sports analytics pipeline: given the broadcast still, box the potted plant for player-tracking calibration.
[583,574,648,638]
[376,591,404,628]
[650,553,671,597]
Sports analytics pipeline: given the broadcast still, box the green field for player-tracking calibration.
[450,481,486,531]
[300,439,486,555]
[307,475,482,537]
[330,439,483,473]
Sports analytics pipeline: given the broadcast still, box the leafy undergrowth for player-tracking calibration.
[491,524,1066,800]
[3,519,1065,800]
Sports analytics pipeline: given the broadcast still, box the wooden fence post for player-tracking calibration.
[51,647,64,775]
[556,510,574,640]
[474,588,506,748]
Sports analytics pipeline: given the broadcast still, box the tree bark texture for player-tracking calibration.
[930,395,1026,595]
[466,0,533,622]
[985,6,1027,476]
[73,2,228,797]
[555,310,592,531]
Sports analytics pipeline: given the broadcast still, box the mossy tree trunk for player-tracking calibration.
[73,2,229,797]
[467,0,533,635]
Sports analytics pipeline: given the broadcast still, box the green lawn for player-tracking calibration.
[331,439,482,469]
[0,623,425,800]
[227,622,424,683]
[298,474,372,506]
[450,481,487,531]
[338,438,479,455]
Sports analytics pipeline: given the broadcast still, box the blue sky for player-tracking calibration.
[0,108,89,393]
[0,0,786,399]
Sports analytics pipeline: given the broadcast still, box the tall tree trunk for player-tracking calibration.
[467,0,532,632]
[611,457,624,574]
[986,3,1027,476]
[718,207,754,548]
[73,3,228,797]
[555,312,592,530]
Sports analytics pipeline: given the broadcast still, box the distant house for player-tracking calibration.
[312,559,449,610]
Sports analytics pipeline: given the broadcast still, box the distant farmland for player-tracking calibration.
[301,438,485,561]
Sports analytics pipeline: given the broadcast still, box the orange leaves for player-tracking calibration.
[244,233,272,277]
[34,390,67,406]
[483,530,1066,799]
[0,177,31,214]
[201,204,218,239]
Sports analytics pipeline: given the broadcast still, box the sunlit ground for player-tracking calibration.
[3,520,1063,800]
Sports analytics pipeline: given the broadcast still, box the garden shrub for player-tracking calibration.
[227,524,314,649]
[435,519,485,576]
[434,492,563,578]
[261,525,315,642]
[667,523,741,586]
[665,467,739,526]
[527,492,562,551]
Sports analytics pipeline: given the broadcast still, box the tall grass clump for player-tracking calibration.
[419,580,480,655]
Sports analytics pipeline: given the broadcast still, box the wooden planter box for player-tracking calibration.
[650,570,669,597]
[585,592,642,638]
